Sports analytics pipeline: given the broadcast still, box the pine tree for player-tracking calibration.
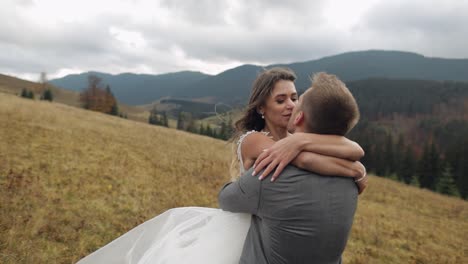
[455,141,468,199]
[428,142,442,190]
[219,120,227,140]
[41,89,54,101]
[186,119,197,133]
[110,103,119,116]
[162,112,169,127]
[177,112,185,130]
[410,175,420,187]
[418,142,441,191]
[105,85,118,115]
[417,143,431,189]
[199,123,205,135]
[205,124,213,137]
[383,133,395,176]
[27,90,34,99]
[436,166,460,197]
[398,146,415,184]
[395,134,405,182]
[226,115,233,139]
[374,142,386,176]
[359,137,374,173]
[20,88,28,98]
[148,107,160,125]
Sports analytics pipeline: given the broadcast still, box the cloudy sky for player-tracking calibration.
[1,0,467,81]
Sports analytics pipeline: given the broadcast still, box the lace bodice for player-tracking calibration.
[236,130,270,175]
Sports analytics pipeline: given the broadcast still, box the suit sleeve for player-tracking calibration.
[218,168,261,214]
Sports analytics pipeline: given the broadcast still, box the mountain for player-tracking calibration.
[1,92,467,263]
[51,50,468,106]
[171,64,263,105]
[185,50,468,104]
[283,50,468,90]
[50,71,211,105]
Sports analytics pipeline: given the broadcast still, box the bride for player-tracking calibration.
[77,68,366,264]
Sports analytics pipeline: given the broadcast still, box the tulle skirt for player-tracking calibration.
[77,207,251,264]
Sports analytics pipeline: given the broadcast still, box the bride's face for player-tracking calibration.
[259,80,298,130]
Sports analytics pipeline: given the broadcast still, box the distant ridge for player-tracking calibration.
[49,50,468,105]
[50,71,211,105]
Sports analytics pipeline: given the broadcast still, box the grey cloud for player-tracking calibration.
[160,0,230,26]
[0,3,143,74]
[356,0,468,58]
[133,0,330,63]
[1,0,467,80]
[363,0,468,34]
[231,0,326,30]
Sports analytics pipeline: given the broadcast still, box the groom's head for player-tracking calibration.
[288,72,359,135]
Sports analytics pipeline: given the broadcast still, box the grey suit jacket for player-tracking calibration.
[218,165,358,264]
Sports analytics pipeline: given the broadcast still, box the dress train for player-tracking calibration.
[77,207,251,264]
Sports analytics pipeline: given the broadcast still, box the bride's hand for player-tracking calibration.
[253,134,304,181]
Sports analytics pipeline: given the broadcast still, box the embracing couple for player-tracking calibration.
[78,69,367,264]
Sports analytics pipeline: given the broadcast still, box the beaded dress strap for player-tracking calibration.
[236,130,270,175]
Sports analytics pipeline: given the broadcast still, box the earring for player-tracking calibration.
[261,112,265,119]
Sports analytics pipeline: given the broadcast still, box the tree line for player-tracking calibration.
[19,72,53,101]
[18,73,125,119]
[349,125,467,199]
[79,75,126,118]
[344,78,468,199]
[20,88,53,101]
[148,108,233,140]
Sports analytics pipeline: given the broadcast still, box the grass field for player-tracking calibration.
[0,74,150,123]
[0,92,467,263]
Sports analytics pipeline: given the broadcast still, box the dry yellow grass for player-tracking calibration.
[0,92,467,263]
[0,74,149,122]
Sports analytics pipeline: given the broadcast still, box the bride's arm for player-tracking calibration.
[241,133,366,183]
[254,150,368,194]
[250,133,367,194]
[254,133,363,169]
[253,133,364,179]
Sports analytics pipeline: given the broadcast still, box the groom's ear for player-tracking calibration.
[294,111,305,126]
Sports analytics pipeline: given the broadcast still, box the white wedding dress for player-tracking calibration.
[77,207,251,264]
[77,132,261,264]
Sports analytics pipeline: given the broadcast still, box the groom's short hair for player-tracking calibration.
[300,72,359,136]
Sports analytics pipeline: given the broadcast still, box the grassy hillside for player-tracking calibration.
[0,74,149,122]
[0,73,80,107]
[0,93,467,263]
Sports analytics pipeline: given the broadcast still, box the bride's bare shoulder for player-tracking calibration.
[238,131,274,161]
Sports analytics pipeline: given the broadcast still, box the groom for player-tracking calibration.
[219,72,360,264]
